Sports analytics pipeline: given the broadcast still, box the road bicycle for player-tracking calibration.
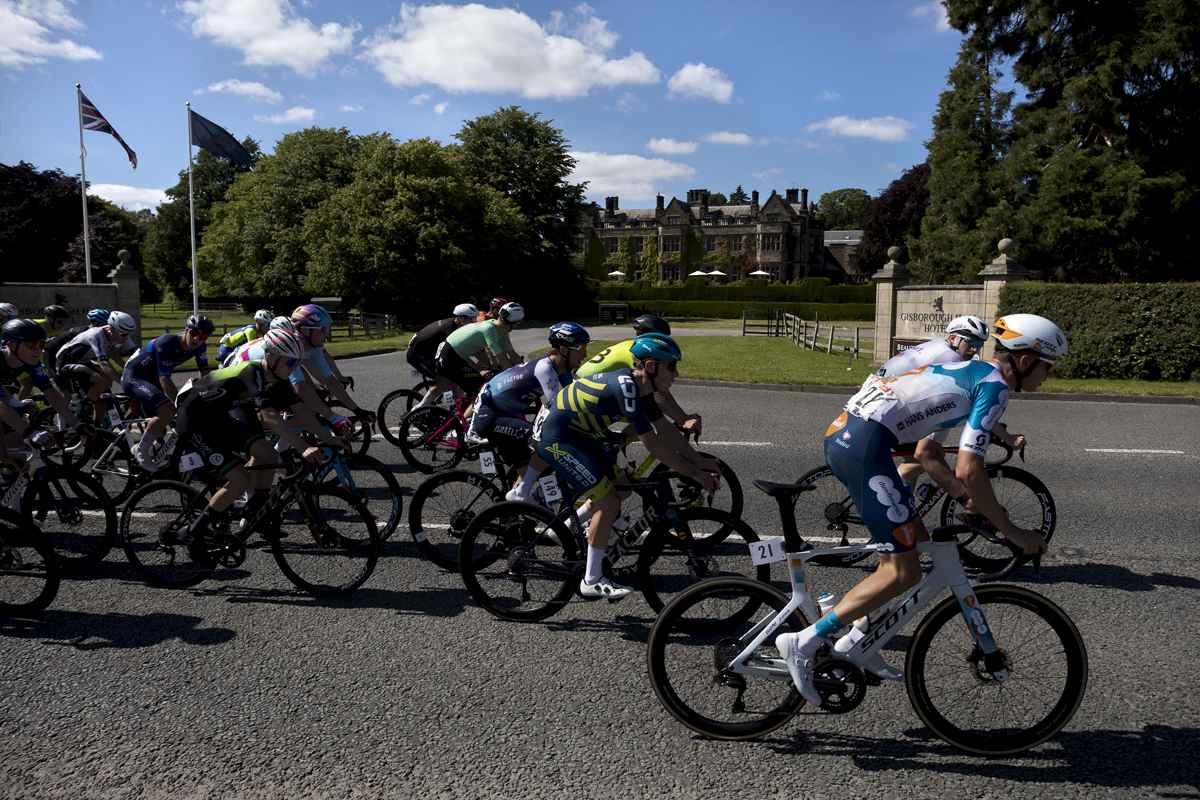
[376,377,439,446]
[645,477,1087,756]
[314,376,372,456]
[394,386,486,474]
[78,404,175,505]
[120,456,379,597]
[0,505,60,617]
[456,472,771,623]
[794,441,1054,581]
[616,424,743,518]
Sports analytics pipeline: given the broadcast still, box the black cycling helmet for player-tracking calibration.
[2,318,47,344]
[44,304,69,320]
[185,314,216,336]
[633,314,670,336]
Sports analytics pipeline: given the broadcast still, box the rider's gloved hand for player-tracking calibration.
[25,429,54,449]
[329,413,352,434]
[73,421,97,439]
[352,407,375,425]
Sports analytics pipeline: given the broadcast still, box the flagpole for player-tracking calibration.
[76,84,92,285]
[187,102,199,316]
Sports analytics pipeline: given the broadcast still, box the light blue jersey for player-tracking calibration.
[235,339,332,385]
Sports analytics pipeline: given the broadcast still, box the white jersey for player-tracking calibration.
[55,327,137,369]
[877,338,960,378]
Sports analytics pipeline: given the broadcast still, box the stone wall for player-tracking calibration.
[1,250,143,340]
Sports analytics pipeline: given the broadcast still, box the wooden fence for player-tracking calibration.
[144,313,399,341]
[741,307,864,360]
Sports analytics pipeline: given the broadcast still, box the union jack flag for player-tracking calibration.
[81,91,137,169]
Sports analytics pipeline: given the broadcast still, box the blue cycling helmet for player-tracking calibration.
[630,333,682,363]
[87,308,110,324]
[548,321,590,348]
[2,318,47,344]
[185,314,215,336]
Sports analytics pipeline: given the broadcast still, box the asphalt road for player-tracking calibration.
[3,351,1198,800]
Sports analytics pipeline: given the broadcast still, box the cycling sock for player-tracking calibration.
[512,465,539,499]
[575,501,595,526]
[814,610,845,639]
[413,391,435,410]
[188,505,219,538]
[584,545,605,584]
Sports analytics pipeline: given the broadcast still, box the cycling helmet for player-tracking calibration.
[548,321,590,348]
[498,302,524,323]
[633,314,671,336]
[107,311,136,336]
[2,318,46,344]
[253,308,273,325]
[185,314,215,336]
[454,303,479,318]
[630,333,682,363]
[291,304,332,328]
[991,314,1067,360]
[269,316,296,333]
[946,315,989,340]
[0,303,17,317]
[489,298,508,311]
[87,308,110,324]
[262,329,304,360]
[44,304,69,320]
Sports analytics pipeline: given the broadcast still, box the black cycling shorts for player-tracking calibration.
[176,408,266,477]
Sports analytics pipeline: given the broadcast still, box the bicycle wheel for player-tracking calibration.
[315,454,402,542]
[22,471,117,570]
[408,469,504,571]
[0,507,61,617]
[84,430,139,505]
[458,501,577,622]
[647,576,809,740]
[940,466,1056,581]
[377,389,424,447]
[272,484,379,597]
[29,407,91,470]
[120,480,215,588]
[646,453,744,518]
[636,507,772,613]
[792,465,875,567]
[906,584,1088,756]
[326,400,371,456]
[398,406,465,474]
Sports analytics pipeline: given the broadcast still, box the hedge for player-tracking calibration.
[623,300,875,321]
[595,277,875,305]
[998,282,1200,381]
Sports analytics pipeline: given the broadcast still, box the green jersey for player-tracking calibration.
[446,320,512,359]
[575,340,635,378]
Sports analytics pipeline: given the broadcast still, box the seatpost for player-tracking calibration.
[774,494,806,552]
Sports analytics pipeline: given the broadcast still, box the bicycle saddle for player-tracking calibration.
[751,479,816,499]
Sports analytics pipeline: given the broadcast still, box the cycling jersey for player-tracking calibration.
[876,338,960,378]
[233,338,332,386]
[55,327,137,370]
[468,356,573,466]
[43,325,89,374]
[217,324,260,360]
[0,354,52,399]
[445,320,512,360]
[120,332,210,413]
[407,318,457,380]
[575,340,635,378]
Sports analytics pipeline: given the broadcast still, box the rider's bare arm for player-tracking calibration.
[956,450,1047,554]
[652,389,701,435]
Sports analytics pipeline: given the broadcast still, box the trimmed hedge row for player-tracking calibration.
[595,276,876,304]
[997,282,1200,381]
[623,300,876,322]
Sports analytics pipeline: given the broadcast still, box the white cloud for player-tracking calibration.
[882,162,902,173]
[360,3,659,100]
[180,0,358,77]
[702,131,766,147]
[647,138,698,155]
[571,152,695,200]
[203,78,283,103]
[806,115,916,142]
[433,102,448,114]
[751,168,783,181]
[0,0,102,68]
[89,184,167,212]
[410,93,431,105]
[611,91,639,112]
[254,105,315,124]
[818,91,839,101]
[340,104,364,112]
[910,1,951,32]
[667,62,733,103]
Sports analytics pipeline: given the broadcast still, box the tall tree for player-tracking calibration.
[816,188,871,231]
[60,199,145,283]
[728,185,749,204]
[707,191,729,206]
[0,161,100,283]
[857,162,932,276]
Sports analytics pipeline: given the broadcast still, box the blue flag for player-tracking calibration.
[189,109,255,167]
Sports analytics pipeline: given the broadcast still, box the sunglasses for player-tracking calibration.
[569,344,588,356]
[957,335,984,348]
[657,359,678,373]
[1040,358,1058,374]
[188,329,209,341]
[304,325,331,335]
[24,339,46,350]
[283,357,300,371]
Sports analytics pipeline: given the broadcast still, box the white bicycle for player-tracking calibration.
[645,479,1088,757]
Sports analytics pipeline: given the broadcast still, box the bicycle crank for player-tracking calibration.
[813,657,868,714]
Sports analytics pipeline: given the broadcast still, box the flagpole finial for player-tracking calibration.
[76,83,81,89]
[187,101,191,107]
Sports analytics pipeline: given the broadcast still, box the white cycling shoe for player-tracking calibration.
[579,576,633,600]
[863,652,904,682]
[775,632,823,707]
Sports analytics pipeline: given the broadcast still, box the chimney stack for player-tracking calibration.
[785,188,799,203]
[605,196,618,213]
[801,188,808,208]
[656,194,664,211]
[751,190,759,211]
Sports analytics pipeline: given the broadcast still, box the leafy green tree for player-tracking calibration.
[0,161,101,283]
[707,192,728,206]
[816,188,871,231]
[60,199,145,283]
[857,162,931,276]
[728,185,749,204]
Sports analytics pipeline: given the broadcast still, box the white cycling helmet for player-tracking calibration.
[453,303,479,318]
[253,308,273,325]
[0,303,16,317]
[946,315,988,340]
[498,302,524,323]
[262,328,304,360]
[107,311,136,336]
[269,316,296,333]
[991,314,1068,360]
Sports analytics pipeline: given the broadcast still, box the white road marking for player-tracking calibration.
[697,441,773,447]
[1085,448,1185,454]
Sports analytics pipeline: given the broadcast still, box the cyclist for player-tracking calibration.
[535,334,719,599]
[776,313,1061,706]
[0,319,94,456]
[120,314,214,469]
[217,309,272,362]
[55,311,139,423]
[41,308,108,385]
[435,301,524,400]
[0,303,17,325]
[14,305,72,401]
[476,298,506,323]
[408,303,478,411]
[465,322,589,487]
[173,329,336,562]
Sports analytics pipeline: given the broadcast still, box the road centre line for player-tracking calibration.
[1085,448,1186,454]
[696,441,773,447]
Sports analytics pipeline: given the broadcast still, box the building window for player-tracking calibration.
[662,235,681,253]
[661,265,682,282]
[703,235,716,252]
[606,237,620,255]
[766,213,780,222]
[729,235,743,253]
[667,216,681,226]
[762,233,782,251]
[633,237,644,254]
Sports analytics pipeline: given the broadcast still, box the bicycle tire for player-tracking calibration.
[646,576,810,740]
[636,507,771,613]
[120,480,215,589]
[0,507,61,617]
[29,406,91,470]
[377,389,424,447]
[315,453,402,542]
[22,470,117,570]
[940,466,1056,581]
[271,484,379,597]
[408,469,504,571]
[398,406,465,474]
[906,584,1088,756]
[84,429,139,506]
[326,400,371,456]
[793,465,874,567]
[646,454,744,518]
[458,500,577,622]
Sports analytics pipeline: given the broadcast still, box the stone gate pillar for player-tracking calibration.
[978,238,1028,360]
[872,246,910,367]
[108,249,143,342]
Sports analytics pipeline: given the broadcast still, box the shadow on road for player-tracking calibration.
[1028,562,1200,592]
[0,609,236,650]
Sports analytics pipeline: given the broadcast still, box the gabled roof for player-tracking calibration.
[825,230,863,245]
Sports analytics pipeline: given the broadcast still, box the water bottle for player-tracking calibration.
[607,515,631,547]
[817,591,837,617]
[834,616,870,653]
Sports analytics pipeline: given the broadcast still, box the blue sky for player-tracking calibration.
[1,0,961,213]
